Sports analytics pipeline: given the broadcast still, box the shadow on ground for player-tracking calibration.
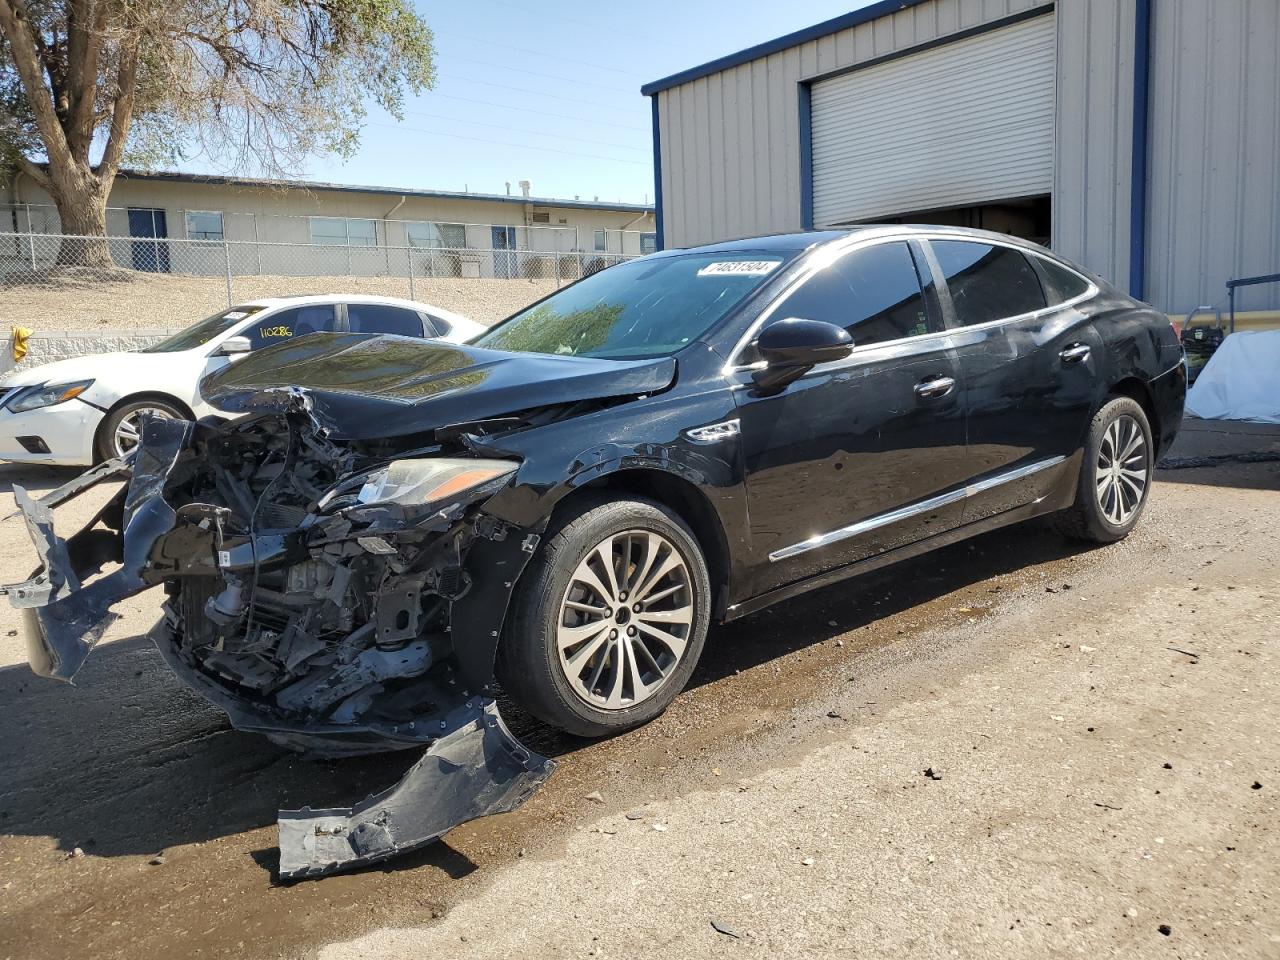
[0,516,1091,863]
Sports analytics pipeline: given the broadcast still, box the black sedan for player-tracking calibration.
[6,226,1185,877]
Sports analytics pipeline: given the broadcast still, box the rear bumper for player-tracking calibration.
[0,400,100,465]
[1150,361,1188,457]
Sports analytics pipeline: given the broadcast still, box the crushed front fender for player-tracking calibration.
[277,697,554,880]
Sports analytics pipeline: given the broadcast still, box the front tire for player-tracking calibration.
[497,495,711,738]
[1052,395,1154,543]
[95,397,185,462]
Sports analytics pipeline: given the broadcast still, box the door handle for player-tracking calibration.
[1059,343,1091,363]
[914,375,956,399]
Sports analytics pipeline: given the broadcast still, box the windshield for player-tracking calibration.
[474,252,789,359]
[141,306,267,353]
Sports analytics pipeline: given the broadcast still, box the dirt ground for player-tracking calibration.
[0,273,557,328]
[0,423,1277,960]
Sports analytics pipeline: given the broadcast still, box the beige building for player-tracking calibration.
[2,169,657,266]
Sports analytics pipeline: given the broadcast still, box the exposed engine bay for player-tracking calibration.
[3,391,556,879]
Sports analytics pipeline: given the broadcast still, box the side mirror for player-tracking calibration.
[751,318,853,392]
[217,336,252,356]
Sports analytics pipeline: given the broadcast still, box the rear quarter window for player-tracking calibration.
[1033,256,1093,305]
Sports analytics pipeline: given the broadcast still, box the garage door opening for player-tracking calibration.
[859,195,1051,247]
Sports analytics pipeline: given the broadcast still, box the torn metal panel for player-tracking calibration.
[278,698,554,880]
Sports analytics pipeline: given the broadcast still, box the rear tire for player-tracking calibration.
[497,494,711,738]
[1052,395,1153,543]
[95,397,185,462]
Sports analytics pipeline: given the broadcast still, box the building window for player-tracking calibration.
[407,222,467,249]
[185,210,224,241]
[531,211,551,224]
[640,233,657,255]
[593,229,607,252]
[311,216,378,247]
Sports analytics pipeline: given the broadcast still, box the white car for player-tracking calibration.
[0,295,485,466]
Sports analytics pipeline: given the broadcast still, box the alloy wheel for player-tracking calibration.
[113,406,173,457]
[1095,413,1148,525]
[556,529,695,711]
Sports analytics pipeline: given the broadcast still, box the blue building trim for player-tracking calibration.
[798,83,814,230]
[1128,0,1153,300]
[640,0,933,96]
[650,96,665,251]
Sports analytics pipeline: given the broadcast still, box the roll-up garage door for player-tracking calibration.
[810,13,1056,226]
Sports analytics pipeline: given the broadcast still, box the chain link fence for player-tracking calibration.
[0,231,636,329]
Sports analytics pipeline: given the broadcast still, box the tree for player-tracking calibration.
[0,0,434,265]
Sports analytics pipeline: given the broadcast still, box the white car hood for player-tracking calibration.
[0,352,147,389]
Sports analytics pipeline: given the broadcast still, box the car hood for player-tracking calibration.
[0,351,145,389]
[200,332,677,440]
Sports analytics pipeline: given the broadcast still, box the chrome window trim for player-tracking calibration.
[767,455,1066,563]
[723,233,1098,375]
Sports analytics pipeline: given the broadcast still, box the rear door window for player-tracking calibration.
[931,240,1047,326]
[248,304,339,349]
[767,241,933,348]
[346,304,427,337]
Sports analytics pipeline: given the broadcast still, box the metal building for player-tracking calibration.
[643,0,1280,317]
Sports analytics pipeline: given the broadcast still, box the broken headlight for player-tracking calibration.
[355,458,517,508]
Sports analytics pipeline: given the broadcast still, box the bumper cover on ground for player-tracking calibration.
[278,698,554,880]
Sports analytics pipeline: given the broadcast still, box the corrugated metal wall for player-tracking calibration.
[655,0,1052,248]
[1051,0,1135,292]
[1147,0,1280,314]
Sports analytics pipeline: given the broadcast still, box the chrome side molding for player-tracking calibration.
[769,455,1066,562]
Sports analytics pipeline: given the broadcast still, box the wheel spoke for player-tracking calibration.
[636,620,688,662]
[1119,425,1145,463]
[571,563,614,607]
[558,618,610,652]
[116,421,140,440]
[565,598,608,615]
[564,626,611,671]
[624,639,651,703]
[640,582,683,605]
[1117,472,1144,503]
[605,637,629,708]
[592,538,621,600]
[633,552,681,604]
[636,604,693,627]
[625,531,660,596]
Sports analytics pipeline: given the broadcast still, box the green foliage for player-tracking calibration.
[0,0,436,184]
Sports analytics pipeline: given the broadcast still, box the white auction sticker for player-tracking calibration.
[224,311,249,320]
[697,260,781,277]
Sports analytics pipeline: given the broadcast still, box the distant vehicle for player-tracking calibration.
[0,295,485,465]
[6,226,1186,879]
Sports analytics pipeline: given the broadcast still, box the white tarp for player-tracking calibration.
[1185,330,1280,423]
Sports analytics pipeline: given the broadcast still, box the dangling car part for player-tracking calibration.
[6,227,1186,879]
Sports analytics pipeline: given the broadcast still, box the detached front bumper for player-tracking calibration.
[3,414,555,879]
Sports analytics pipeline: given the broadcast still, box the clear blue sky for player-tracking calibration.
[273,1,872,204]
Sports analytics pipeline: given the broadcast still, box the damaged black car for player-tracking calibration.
[5,227,1185,879]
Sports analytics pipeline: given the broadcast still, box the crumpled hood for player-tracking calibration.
[199,332,677,440]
